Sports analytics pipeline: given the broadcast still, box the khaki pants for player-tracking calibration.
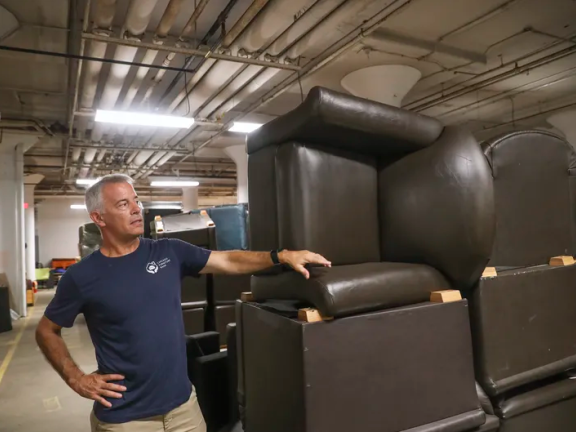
[90,389,206,432]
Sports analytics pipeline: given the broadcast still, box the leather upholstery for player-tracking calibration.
[181,305,206,336]
[476,382,495,416]
[215,305,236,344]
[404,411,486,432]
[242,300,482,432]
[182,275,209,303]
[251,262,450,318]
[492,374,576,432]
[495,373,576,419]
[482,130,576,266]
[275,143,380,265]
[247,86,443,156]
[475,416,500,432]
[469,264,576,396]
[213,275,250,303]
[379,125,495,290]
[247,144,279,252]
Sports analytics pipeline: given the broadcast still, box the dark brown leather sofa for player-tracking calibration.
[466,130,576,432]
[238,86,496,432]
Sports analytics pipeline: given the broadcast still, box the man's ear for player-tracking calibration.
[90,210,106,228]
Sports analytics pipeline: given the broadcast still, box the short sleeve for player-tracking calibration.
[168,238,212,277]
[44,271,84,328]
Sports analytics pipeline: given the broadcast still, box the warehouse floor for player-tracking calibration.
[0,291,96,431]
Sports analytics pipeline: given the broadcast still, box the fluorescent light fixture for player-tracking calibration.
[70,204,87,210]
[95,110,194,129]
[150,181,199,187]
[146,205,182,210]
[229,122,262,133]
[76,179,97,186]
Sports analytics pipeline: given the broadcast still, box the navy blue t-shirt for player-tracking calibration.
[44,238,211,423]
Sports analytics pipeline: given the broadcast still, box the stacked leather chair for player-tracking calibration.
[153,206,251,342]
[191,205,251,340]
[239,86,497,432]
[152,212,216,336]
[466,130,576,431]
[78,222,102,258]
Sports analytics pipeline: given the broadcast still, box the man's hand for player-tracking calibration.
[279,250,331,279]
[69,373,126,408]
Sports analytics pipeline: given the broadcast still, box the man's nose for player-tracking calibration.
[130,201,141,214]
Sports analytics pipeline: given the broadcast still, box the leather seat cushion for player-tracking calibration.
[251,262,450,318]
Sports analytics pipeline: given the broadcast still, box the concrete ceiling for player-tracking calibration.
[0,0,574,199]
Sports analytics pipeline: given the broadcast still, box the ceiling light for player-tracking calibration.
[76,179,97,186]
[70,204,87,210]
[146,205,182,210]
[229,122,262,133]
[95,110,194,129]
[150,181,199,187]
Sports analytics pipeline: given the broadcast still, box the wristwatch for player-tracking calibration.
[270,249,283,265]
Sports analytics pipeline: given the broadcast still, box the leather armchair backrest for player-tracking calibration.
[379,126,495,290]
[274,143,381,266]
[247,86,443,157]
[482,131,576,267]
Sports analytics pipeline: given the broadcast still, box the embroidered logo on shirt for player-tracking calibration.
[146,262,159,274]
[146,258,171,274]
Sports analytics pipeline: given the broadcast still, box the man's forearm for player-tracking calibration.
[36,329,85,389]
[219,250,275,274]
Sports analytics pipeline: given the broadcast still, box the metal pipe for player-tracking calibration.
[174,0,413,160]
[477,101,576,132]
[82,32,302,71]
[180,0,212,39]
[405,34,576,109]
[439,67,576,121]
[94,0,118,29]
[410,45,576,113]
[124,0,160,36]
[156,0,186,37]
[221,0,270,48]
[64,0,93,176]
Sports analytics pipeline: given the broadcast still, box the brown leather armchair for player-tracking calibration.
[239,87,495,432]
[467,130,576,432]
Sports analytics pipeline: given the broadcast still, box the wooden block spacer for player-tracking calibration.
[240,292,254,302]
[430,290,462,304]
[482,267,497,278]
[549,256,575,267]
[298,308,333,323]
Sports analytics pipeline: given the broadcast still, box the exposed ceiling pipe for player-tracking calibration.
[112,0,186,138]
[148,0,379,176]
[89,0,160,143]
[173,0,413,161]
[94,0,118,28]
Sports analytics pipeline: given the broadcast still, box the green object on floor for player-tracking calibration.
[35,268,50,281]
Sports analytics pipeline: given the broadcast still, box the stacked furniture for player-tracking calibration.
[240,86,495,432]
[230,86,576,432]
[78,222,102,258]
[191,205,250,339]
[152,211,216,337]
[466,130,576,431]
[153,208,251,342]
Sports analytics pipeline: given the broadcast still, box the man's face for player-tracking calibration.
[91,182,144,238]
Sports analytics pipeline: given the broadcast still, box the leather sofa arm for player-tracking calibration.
[251,262,450,318]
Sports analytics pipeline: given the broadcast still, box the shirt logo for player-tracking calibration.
[146,262,159,274]
[146,258,171,274]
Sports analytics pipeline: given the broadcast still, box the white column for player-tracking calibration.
[182,187,198,212]
[24,184,37,281]
[547,110,576,149]
[224,145,248,204]
[0,133,39,317]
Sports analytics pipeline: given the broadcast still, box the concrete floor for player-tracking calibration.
[0,290,97,431]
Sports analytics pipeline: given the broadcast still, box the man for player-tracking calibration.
[36,174,331,432]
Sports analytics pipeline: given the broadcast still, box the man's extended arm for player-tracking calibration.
[200,249,331,279]
[36,316,125,407]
